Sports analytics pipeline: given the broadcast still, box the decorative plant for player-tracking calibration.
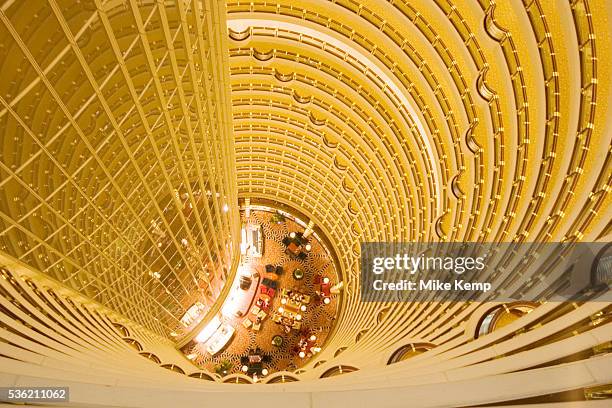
[270,212,286,223]
[214,359,233,376]
[272,335,284,347]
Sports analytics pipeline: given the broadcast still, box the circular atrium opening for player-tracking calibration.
[180,204,341,379]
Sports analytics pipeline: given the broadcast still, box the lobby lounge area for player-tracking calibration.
[181,207,340,379]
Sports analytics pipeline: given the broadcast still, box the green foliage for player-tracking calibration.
[270,212,286,223]
[214,359,233,375]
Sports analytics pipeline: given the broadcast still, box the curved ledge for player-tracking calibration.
[322,133,339,148]
[313,360,326,369]
[122,338,143,352]
[464,120,481,154]
[334,156,348,171]
[228,27,251,41]
[274,69,294,82]
[450,173,465,199]
[320,365,359,378]
[435,212,448,240]
[342,177,355,193]
[387,342,436,365]
[334,346,348,357]
[265,373,300,383]
[222,374,253,384]
[253,48,274,61]
[161,364,185,375]
[309,112,326,126]
[292,91,312,104]
[139,352,161,364]
[484,5,508,42]
[376,306,391,324]
[355,328,369,342]
[476,67,496,102]
[188,372,216,381]
[347,199,359,215]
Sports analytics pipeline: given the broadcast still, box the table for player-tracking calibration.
[286,241,302,255]
[286,297,301,311]
[281,288,311,304]
[273,289,311,331]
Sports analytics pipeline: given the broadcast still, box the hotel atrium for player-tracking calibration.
[0,0,611,407]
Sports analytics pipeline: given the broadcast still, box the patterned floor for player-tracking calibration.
[183,209,339,377]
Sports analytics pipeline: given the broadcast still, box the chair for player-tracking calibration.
[275,265,283,275]
[263,272,278,281]
[297,252,307,260]
[282,237,291,246]
[265,264,274,273]
[239,275,252,290]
